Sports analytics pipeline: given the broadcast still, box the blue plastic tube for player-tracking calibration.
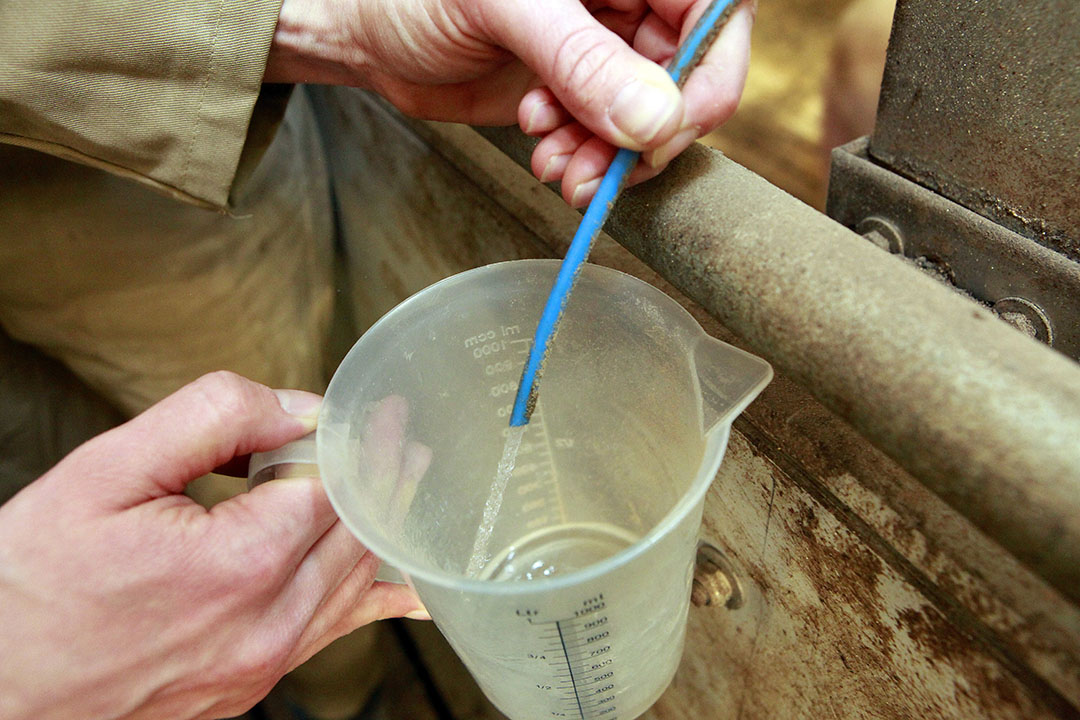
[510,0,741,427]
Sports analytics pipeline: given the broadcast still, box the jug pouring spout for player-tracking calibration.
[692,334,774,438]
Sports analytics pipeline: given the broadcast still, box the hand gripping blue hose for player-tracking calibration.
[509,0,741,427]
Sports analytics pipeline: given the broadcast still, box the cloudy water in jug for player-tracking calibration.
[478,521,639,582]
[464,420,639,582]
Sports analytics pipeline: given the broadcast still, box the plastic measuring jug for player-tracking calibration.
[255,259,771,720]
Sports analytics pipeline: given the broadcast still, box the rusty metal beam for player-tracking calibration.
[475,125,1080,604]
[827,138,1080,362]
[871,0,1080,262]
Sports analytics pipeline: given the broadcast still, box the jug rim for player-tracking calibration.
[320,259,745,595]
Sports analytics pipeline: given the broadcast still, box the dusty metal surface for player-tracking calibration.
[827,138,1080,361]
[675,432,1080,720]
[870,0,1080,261]
[476,124,1080,605]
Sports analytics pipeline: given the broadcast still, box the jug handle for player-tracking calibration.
[247,436,406,585]
[692,335,774,437]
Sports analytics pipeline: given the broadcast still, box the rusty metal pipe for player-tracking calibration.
[476,126,1080,603]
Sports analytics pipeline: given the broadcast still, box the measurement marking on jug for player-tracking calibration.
[521,595,616,720]
[556,620,587,719]
[530,403,568,524]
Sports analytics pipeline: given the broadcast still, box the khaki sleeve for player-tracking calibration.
[0,0,286,209]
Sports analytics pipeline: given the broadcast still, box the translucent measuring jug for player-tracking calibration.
[281,260,771,719]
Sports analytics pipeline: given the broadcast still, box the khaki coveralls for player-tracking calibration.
[1,1,383,716]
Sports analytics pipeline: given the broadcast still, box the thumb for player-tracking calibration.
[492,1,686,151]
[57,371,322,508]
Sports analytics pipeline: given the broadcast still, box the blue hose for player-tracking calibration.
[510,0,740,427]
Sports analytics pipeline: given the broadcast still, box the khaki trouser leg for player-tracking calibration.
[0,88,335,414]
[0,328,125,503]
[0,86,383,718]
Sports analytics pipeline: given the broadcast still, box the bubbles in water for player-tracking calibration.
[465,425,527,577]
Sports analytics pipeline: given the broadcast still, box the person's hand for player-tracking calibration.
[0,372,427,720]
[265,0,754,206]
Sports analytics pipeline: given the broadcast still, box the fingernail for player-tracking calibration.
[609,77,682,148]
[643,127,700,169]
[405,606,432,621]
[540,153,571,183]
[524,101,560,135]
[273,390,322,429]
[570,177,602,207]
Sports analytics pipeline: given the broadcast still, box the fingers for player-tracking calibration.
[331,579,430,632]
[560,135,623,207]
[631,10,680,64]
[357,395,410,509]
[491,0,687,152]
[281,517,372,622]
[519,87,573,137]
[390,441,431,524]
[531,123,663,206]
[286,568,429,673]
[355,395,431,533]
[521,0,753,202]
[564,141,663,207]
[214,476,342,565]
[59,372,322,509]
[642,0,754,168]
[531,122,592,182]
[272,393,432,668]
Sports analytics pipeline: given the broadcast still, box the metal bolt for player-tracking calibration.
[992,296,1054,346]
[691,543,743,609]
[857,216,904,255]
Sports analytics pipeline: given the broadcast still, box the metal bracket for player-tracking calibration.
[827,138,1080,361]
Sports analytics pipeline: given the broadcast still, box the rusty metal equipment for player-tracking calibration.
[828,0,1080,359]
[822,0,1080,594]
[828,138,1080,359]
[869,0,1079,262]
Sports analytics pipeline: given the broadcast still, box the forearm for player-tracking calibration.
[265,0,369,85]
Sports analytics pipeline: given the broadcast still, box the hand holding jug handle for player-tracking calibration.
[248,434,406,584]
